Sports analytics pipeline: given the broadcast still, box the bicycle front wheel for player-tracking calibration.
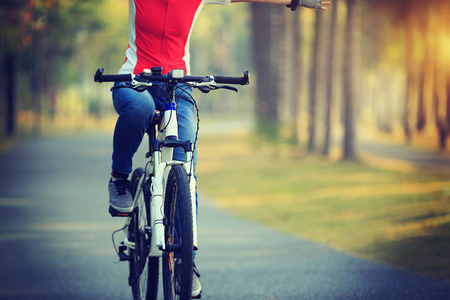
[162,165,194,300]
[129,168,159,300]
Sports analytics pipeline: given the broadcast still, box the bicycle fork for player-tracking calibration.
[149,149,198,256]
[118,156,197,260]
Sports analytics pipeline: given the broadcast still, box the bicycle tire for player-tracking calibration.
[162,165,194,300]
[129,168,159,300]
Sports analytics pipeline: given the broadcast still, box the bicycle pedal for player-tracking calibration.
[109,206,133,217]
[118,252,131,261]
[119,245,131,261]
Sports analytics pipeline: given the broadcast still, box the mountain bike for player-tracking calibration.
[94,66,249,300]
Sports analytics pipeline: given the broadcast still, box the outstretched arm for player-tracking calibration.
[231,0,331,10]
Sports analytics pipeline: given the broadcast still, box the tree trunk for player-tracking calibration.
[342,0,358,160]
[434,48,446,150]
[403,6,414,143]
[322,0,338,156]
[416,11,430,132]
[437,41,450,150]
[32,30,44,136]
[416,63,426,131]
[290,10,302,145]
[0,8,6,137]
[307,11,323,152]
[5,53,16,136]
[431,6,447,150]
[445,76,450,149]
[251,4,281,140]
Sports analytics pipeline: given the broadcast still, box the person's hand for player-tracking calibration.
[300,0,331,10]
[320,1,331,10]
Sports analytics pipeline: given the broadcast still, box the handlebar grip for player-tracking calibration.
[100,74,132,82]
[94,68,132,83]
[214,70,249,85]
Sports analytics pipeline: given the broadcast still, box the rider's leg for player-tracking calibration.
[173,85,199,225]
[173,85,197,191]
[111,83,154,175]
[109,83,154,212]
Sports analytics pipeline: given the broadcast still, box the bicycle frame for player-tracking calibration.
[120,84,198,258]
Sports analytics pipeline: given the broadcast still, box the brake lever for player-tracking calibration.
[110,79,153,92]
[198,85,212,94]
[198,84,238,93]
[218,85,238,93]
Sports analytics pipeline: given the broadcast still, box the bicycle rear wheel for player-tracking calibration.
[129,168,159,300]
[162,165,194,300]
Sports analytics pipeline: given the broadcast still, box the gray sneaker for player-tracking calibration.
[192,264,202,298]
[108,178,133,213]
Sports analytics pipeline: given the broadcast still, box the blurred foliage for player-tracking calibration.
[190,3,254,116]
[0,0,131,135]
[191,3,251,75]
[0,0,253,136]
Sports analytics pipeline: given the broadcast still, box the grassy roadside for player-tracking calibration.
[196,132,450,281]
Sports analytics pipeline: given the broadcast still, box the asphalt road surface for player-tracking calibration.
[359,140,450,174]
[1,133,450,300]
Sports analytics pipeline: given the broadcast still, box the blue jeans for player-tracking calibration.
[111,82,197,177]
[112,83,198,257]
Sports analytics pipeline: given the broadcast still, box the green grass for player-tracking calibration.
[197,133,450,281]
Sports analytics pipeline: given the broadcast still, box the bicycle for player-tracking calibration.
[94,66,249,300]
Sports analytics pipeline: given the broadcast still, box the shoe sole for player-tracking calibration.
[109,206,133,217]
[109,203,133,213]
[191,290,202,299]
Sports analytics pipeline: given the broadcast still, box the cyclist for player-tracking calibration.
[107,0,330,297]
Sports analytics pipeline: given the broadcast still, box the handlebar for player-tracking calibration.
[94,67,249,86]
[94,71,132,83]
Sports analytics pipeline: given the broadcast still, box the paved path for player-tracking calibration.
[358,140,450,174]
[1,134,450,299]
